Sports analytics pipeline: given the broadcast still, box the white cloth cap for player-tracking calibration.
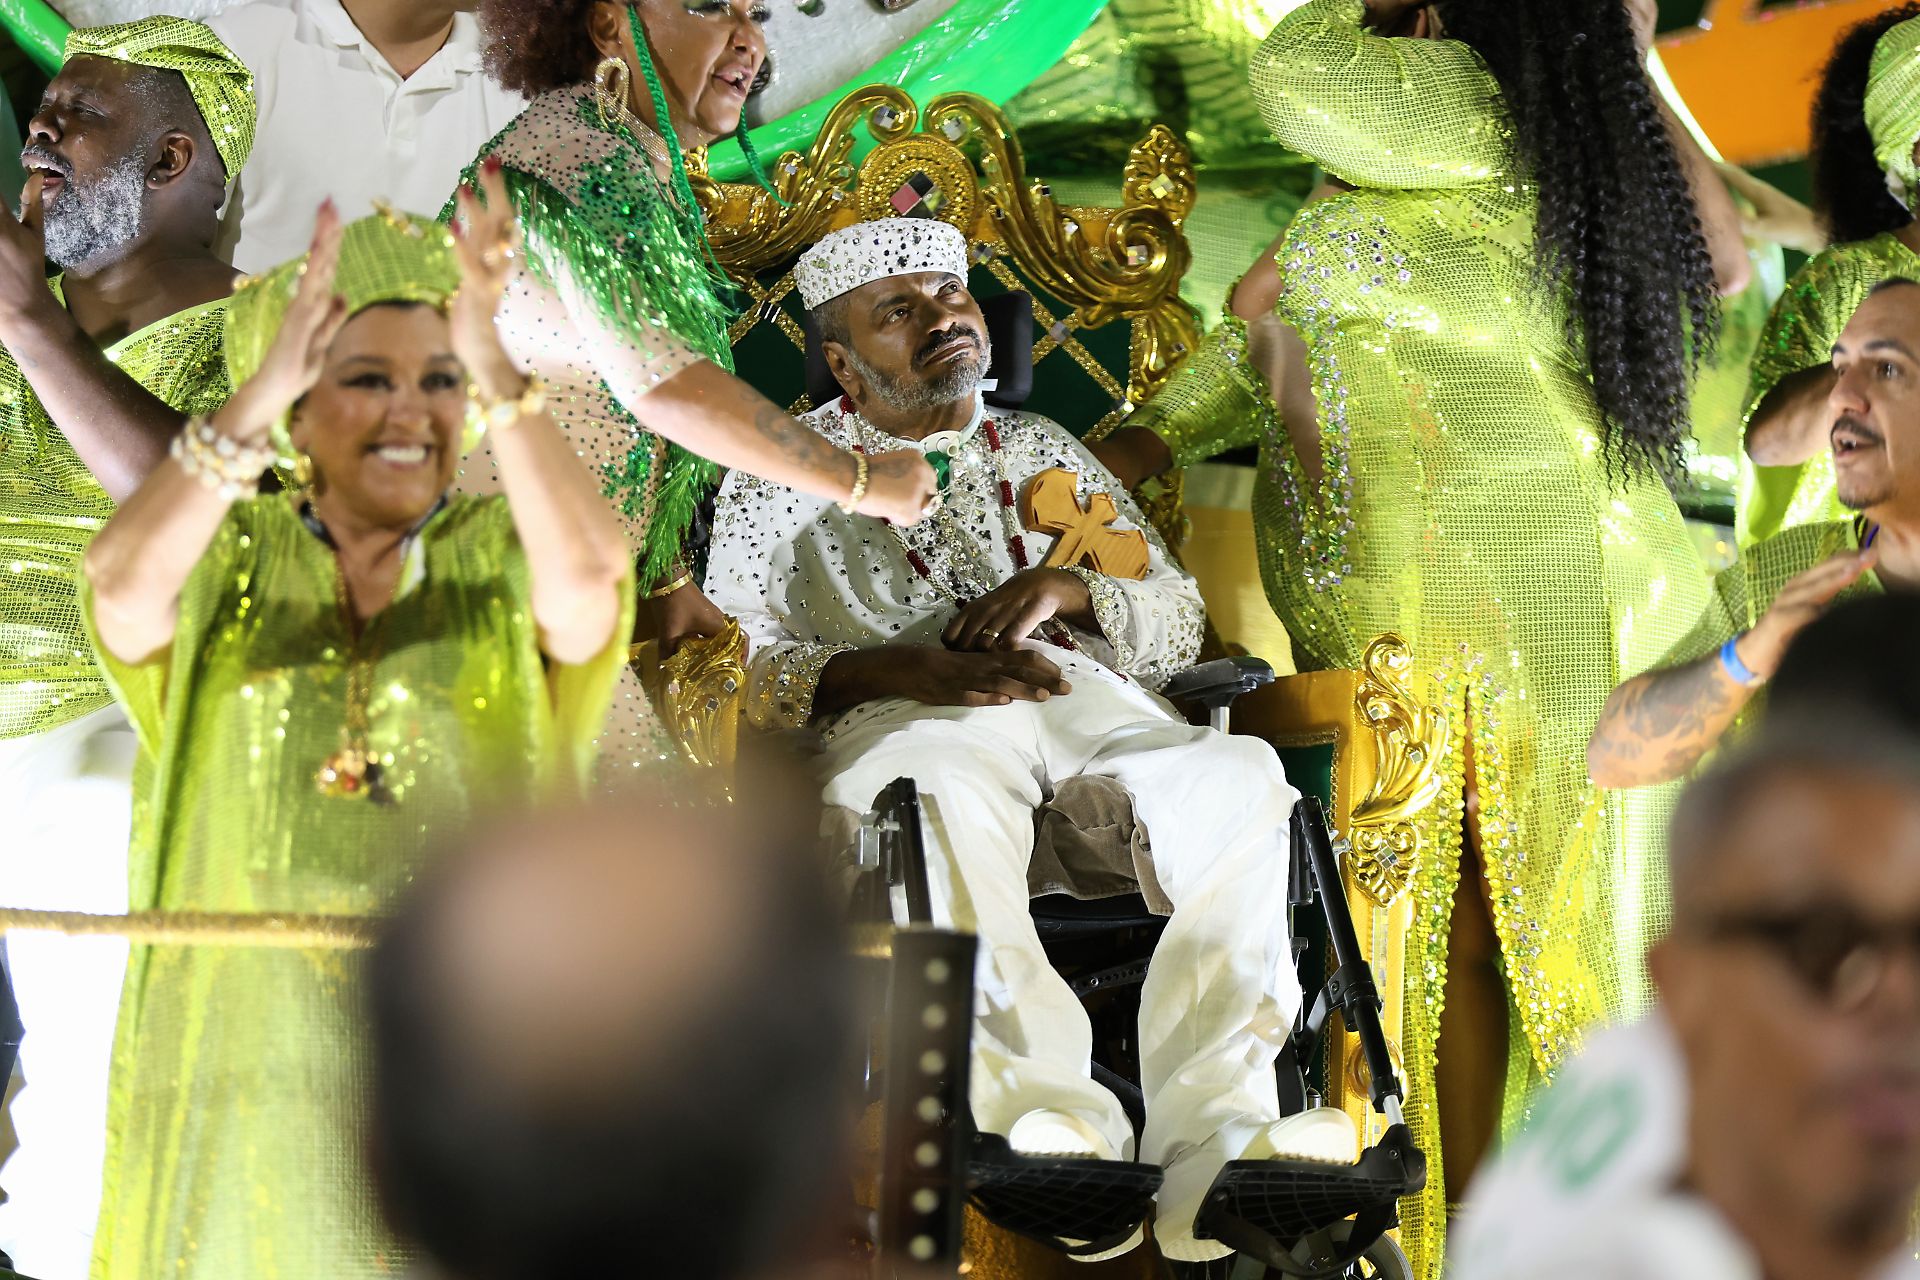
[795,218,969,311]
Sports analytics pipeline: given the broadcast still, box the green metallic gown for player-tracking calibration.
[0,286,229,740]
[82,495,629,1280]
[1741,232,1920,545]
[1135,1,1713,1266]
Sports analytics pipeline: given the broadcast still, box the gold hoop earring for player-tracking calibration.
[292,451,314,490]
[593,55,632,131]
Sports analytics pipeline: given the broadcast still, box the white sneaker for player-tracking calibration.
[1244,1106,1360,1165]
[1004,1109,1146,1263]
[1007,1108,1118,1160]
[1154,1107,1362,1262]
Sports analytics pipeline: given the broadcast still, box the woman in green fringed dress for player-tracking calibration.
[77,182,634,1277]
[459,0,938,771]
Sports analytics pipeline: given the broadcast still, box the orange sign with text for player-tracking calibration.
[1660,0,1911,166]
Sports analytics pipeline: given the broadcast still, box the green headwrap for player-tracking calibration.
[224,207,467,463]
[1866,14,1920,211]
[63,17,257,182]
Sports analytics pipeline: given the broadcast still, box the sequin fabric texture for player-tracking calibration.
[81,496,627,1280]
[1741,233,1920,544]
[1147,0,1715,1265]
[705,402,1204,733]
[0,285,230,740]
[452,86,743,773]
[452,86,732,584]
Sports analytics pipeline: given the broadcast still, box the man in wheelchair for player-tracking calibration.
[703,219,1355,1263]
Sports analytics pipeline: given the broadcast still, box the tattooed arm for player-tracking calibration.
[1588,655,1757,788]
[1588,548,1878,788]
[632,360,936,525]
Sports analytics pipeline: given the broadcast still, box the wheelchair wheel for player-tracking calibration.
[1349,1231,1410,1280]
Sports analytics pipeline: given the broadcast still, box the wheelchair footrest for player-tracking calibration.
[967,1131,1163,1258]
[1193,1124,1425,1277]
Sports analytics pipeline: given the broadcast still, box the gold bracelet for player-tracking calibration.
[837,452,870,514]
[644,570,695,600]
[472,371,548,433]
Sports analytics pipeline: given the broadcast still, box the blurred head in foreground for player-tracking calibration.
[368,774,852,1280]
[1652,715,1920,1276]
[1771,589,1920,734]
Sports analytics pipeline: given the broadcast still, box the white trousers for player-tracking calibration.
[818,656,1302,1207]
[0,705,136,1280]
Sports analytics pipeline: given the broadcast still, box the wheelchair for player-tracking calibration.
[848,659,1425,1280]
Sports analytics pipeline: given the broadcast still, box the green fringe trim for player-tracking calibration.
[446,105,742,583]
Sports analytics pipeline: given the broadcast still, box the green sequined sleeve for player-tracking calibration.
[1249,0,1509,191]
[1126,316,1272,467]
[1744,246,1881,428]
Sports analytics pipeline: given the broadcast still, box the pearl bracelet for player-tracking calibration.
[171,415,274,502]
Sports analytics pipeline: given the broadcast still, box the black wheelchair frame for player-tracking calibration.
[855,773,1425,1279]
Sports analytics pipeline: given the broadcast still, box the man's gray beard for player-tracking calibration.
[846,342,989,415]
[42,153,147,270]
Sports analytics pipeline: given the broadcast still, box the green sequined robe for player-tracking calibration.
[1136,2,1714,1267]
[82,495,630,1280]
[0,286,229,740]
[1742,232,1920,545]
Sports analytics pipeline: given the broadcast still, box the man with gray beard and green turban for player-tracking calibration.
[0,17,255,1278]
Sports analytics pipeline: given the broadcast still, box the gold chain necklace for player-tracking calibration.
[316,556,397,805]
[307,500,431,805]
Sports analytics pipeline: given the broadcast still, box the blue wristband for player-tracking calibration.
[1718,634,1764,688]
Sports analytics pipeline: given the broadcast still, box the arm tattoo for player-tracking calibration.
[751,397,851,476]
[1591,656,1751,786]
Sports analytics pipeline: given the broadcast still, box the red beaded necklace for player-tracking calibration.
[841,397,1076,652]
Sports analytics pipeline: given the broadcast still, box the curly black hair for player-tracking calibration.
[475,0,635,99]
[1810,3,1920,246]
[1433,0,1721,482]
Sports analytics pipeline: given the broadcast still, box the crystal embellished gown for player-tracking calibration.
[81,496,630,1280]
[453,86,740,773]
[1741,232,1920,544]
[1137,0,1712,1265]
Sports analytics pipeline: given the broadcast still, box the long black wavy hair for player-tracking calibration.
[1433,0,1720,482]
[1811,3,1920,246]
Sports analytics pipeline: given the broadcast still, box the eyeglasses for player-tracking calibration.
[1694,906,1920,1012]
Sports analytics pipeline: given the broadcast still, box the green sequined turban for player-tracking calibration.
[1867,14,1920,210]
[225,208,465,461]
[63,17,257,181]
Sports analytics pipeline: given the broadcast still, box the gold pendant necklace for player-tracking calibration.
[315,555,397,805]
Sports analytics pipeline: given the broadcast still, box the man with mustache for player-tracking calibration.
[1455,713,1920,1280]
[703,219,1354,1266]
[0,19,255,1277]
[1588,277,1920,789]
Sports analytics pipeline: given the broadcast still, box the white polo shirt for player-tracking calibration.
[208,0,526,274]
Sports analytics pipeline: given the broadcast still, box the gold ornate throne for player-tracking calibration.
[640,84,1448,1276]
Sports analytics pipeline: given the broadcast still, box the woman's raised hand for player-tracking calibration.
[448,158,525,389]
[219,201,348,442]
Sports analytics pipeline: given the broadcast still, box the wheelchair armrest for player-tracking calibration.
[1162,656,1276,712]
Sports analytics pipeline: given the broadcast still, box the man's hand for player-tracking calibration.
[897,647,1072,707]
[1738,548,1879,681]
[943,568,1093,652]
[858,449,939,524]
[0,173,58,330]
[647,579,727,658]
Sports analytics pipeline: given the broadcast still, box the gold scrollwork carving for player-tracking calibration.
[634,619,749,774]
[1346,634,1449,908]
[692,84,920,276]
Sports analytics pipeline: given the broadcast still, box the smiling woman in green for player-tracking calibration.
[76,180,634,1278]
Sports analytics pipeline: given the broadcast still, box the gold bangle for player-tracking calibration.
[472,371,548,433]
[837,452,869,514]
[645,570,695,600]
